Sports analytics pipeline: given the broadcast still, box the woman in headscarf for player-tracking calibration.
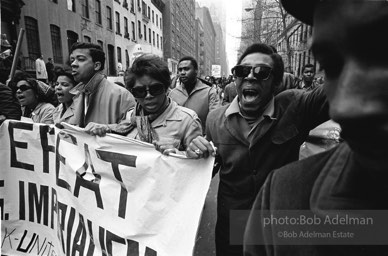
[52,70,77,124]
[85,54,202,155]
[10,71,55,124]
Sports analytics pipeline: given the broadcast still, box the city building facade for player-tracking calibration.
[162,0,196,76]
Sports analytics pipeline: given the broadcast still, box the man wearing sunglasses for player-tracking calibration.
[168,56,220,133]
[244,1,388,255]
[187,43,329,255]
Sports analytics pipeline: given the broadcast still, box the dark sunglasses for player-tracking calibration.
[232,65,272,80]
[130,83,165,98]
[16,84,33,92]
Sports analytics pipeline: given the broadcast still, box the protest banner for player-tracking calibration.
[0,120,214,256]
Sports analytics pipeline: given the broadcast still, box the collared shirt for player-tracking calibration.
[225,96,276,140]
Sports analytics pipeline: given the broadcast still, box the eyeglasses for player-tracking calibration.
[130,83,165,98]
[232,65,272,80]
[16,84,33,92]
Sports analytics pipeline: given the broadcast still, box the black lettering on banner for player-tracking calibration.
[71,213,87,256]
[8,121,34,171]
[51,188,58,229]
[58,202,68,254]
[1,228,16,249]
[40,125,55,173]
[28,235,47,255]
[98,226,107,256]
[66,206,76,256]
[145,247,157,256]
[127,239,140,255]
[86,219,95,256]
[105,230,126,256]
[28,183,49,226]
[55,132,74,191]
[74,144,103,209]
[96,150,137,218]
[19,181,25,220]
[16,230,37,253]
[1,180,8,220]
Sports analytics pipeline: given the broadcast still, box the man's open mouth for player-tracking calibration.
[242,89,259,102]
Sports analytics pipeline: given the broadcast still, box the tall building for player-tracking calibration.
[13,0,117,76]
[162,0,196,75]
[195,18,205,77]
[196,0,228,77]
[2,0,165,78]
[195,3,215,76]
[114,0,164,73]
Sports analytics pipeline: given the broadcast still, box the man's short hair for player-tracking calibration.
[237,43,284,90]
[302,63,315,73]
[178,56,198,70]
[70,42,105,70]
[124,54,171,91]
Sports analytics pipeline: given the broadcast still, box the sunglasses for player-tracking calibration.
[16,84,33,92]
[232,65,272,80]
[130,83,165,98]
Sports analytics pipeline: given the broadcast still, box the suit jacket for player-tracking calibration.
[68,72,135,127]
[206,86,329,255]
[244,142,388,256]
[169,79,220,132]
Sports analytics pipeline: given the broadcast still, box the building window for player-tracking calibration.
[95,0,102,25]
[137,0,141,12]
[138,20,142,39]
[131,21,135,40]
[97,40,103,48]
[125,50,129,68]
[152,10,154,23]
[148,6,150,18]
[50,24,63,63]
[152,31,155,46]
[67,30,78,54]
[148,28,151,43]
[130,0,134,12]
[142,1,147,16]
[81,0,89,18]
[160,36,163,50]
[156,14,158,26]
[144,24,147,41]
[25,16,41,60]
[67,0,76,12]
[160,17,162,29]
[115,12,121,34]
[107,7,112,30]
[124,17,129,38]
[84,35,91,42]
[117,47,122,63]
[157,34,159,48]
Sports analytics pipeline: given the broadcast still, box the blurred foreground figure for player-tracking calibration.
[244,1,388,255]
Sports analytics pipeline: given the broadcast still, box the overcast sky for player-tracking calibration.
[196,0,242,68]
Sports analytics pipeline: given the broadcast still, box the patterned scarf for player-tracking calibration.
[111,98,170,143]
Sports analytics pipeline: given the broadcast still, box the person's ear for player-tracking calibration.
[94,61,102,71]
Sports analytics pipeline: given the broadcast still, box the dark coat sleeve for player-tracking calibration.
[0,83,22,121]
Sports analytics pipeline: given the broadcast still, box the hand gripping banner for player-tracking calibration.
[0,121,214,256]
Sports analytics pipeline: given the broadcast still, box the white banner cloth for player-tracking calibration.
[0,121,214,256]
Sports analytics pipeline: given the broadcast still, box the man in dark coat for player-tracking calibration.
[244,1,388,255]
[187,43,329,256]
